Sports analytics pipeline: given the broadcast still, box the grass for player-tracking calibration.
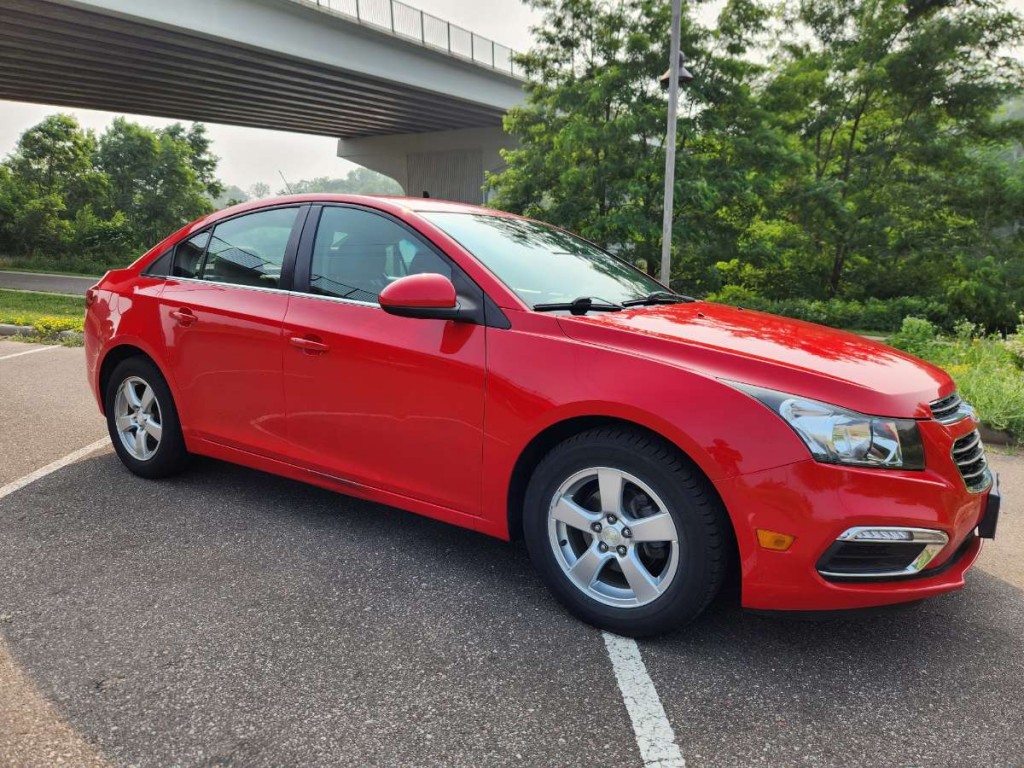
[889,318,1024,440]
[0,288,86,335]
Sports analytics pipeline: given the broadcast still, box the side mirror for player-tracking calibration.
[379,273,462,320]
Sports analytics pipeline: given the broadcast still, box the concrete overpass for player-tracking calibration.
[0,0,526,201]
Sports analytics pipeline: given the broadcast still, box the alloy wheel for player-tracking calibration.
[113,376,163,461]
[547,467,680,607]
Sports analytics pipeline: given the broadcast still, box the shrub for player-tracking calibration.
[31,316,83,336]
[888,317,939,357]
[703,290,953,333]
[889,319,1024,440]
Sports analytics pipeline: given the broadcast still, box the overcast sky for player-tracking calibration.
[0,0,1021,194]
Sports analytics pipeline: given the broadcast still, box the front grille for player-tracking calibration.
[930,392,966,424]
[952,430,992,492]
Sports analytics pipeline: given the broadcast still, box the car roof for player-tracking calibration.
[214,194,509,219]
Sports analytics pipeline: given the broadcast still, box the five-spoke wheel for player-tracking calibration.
[548,467,679,607]
[105,356,189,478]
[524,427,731,636]
[114,376,163,461]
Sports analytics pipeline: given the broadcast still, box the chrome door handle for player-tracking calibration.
[290,336,329,354]
[170,308,196,326]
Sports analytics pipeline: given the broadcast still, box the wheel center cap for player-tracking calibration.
[601,527,622,546]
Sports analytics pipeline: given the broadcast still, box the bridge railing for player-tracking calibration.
[303,0,524,78]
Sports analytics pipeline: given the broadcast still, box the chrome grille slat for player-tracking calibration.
[930,392,971,425]
[960,465,989,481]
[951,429,992,492]
[930,392,962,421]
[952,434,981,455]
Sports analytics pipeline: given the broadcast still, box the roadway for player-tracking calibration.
[0,270,97,296]
[1,340,1022,766]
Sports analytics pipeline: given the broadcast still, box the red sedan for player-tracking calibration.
[84,195,1001,636]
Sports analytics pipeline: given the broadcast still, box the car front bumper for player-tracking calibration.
[718,434,998,612]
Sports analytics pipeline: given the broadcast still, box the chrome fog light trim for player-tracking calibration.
[818,526,949,579]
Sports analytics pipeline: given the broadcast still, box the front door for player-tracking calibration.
[282,205,486,516]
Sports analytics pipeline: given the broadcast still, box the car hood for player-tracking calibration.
[556,301,953,419]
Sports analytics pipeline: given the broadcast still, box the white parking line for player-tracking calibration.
[0,345,60,361]
[603,632,685,768]
[0,438,110,502]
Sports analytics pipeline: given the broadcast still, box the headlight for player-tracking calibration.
[727,382,925,470]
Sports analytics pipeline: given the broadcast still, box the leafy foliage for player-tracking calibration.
[490,0,1024,331]
[889,315,1024,438]
[0,115,222,272]
[278,168,403,196]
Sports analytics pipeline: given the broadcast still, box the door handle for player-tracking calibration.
[170,308,197,326]
[290,336,329,354]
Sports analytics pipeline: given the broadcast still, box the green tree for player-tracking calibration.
[487,0,787,289]
[248,182,272,199]
[488,0,1024,329]
[213,184,249,208]
[4,114,107,212]
[280,168,402,195]
[748,0,1024,307]
[0,115,228,272]
[0,114,110,263]
[97,118,222,247]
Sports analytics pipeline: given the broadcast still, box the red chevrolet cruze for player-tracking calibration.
[85,195,1001,635]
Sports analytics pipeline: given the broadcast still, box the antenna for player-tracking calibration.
[278,170,294,194]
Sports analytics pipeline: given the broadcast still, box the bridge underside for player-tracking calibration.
[0,0,508,138]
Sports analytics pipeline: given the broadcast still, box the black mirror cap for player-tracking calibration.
[380,296,483,324]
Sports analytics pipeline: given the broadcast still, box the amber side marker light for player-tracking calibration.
[757,529,795,551]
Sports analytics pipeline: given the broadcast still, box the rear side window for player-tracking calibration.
[142,248,174,277]
[172,232,210,278]
[199,208,299,289]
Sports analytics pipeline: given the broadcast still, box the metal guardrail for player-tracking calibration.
[301,0,523,78]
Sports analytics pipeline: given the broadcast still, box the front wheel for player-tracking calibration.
[105,356,189,479]
[523,427,731,637]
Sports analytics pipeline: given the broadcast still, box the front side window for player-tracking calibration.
[310,207,451,303]
[199,207,298,289]
[420,212,663,308]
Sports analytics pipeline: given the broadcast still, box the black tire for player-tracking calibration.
[523,427,731,637]
[104,356,190,479]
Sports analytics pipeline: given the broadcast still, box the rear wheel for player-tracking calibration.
[523,427,730,637]
[105,357,189,479]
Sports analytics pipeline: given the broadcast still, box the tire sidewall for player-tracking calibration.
[104,357,188,478]
[524,434,723,636]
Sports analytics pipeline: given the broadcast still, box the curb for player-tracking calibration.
[979,425,1016,447]
[0,325,84,344]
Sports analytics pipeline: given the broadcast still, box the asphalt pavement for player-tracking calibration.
[0,270,98,296]
[1,342,1022,767]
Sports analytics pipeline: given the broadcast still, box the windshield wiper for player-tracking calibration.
[621,290,695,307]
[533,296,623,315]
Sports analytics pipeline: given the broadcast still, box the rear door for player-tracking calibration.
[159,205,306,458]
[281,204,487,516]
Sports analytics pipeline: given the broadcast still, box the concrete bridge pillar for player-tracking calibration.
[337,126,515,204]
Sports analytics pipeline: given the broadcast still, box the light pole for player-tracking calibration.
[659,0,692,288]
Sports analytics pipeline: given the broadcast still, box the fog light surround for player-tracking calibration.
[817,526,949,579]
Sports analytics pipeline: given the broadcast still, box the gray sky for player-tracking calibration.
[0,0,1021,193]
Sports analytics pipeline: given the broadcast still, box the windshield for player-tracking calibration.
[420,212,666,308]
